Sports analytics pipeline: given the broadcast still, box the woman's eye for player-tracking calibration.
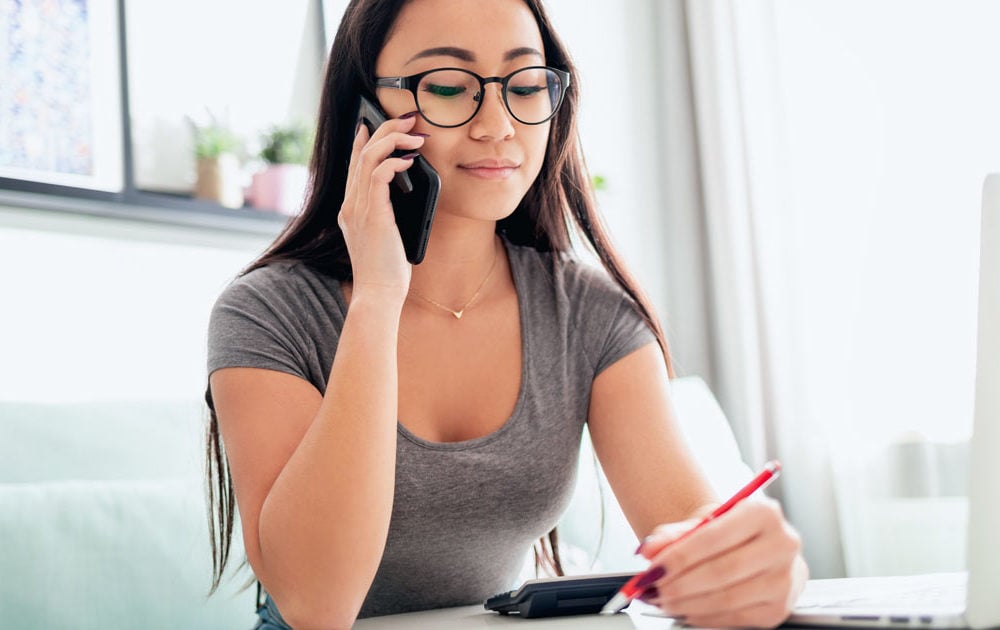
[509,85,545,98]
[423,84,466,98]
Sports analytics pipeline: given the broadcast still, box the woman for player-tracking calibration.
[206,0,808,627]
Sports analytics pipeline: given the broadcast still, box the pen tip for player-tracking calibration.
[600,593,630,615]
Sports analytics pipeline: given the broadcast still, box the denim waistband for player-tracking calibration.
[254,593,292,630]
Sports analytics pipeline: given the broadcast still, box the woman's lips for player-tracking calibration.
[458,159,520,180]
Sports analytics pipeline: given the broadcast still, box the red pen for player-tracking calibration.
[599,460,782,615]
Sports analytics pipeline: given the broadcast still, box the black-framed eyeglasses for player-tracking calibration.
[374,66,571,128]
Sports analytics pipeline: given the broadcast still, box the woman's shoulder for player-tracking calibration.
[504,238,654,374]
[207,260,342,382]
[224,259,334,296]
[505,239,627,305]
[213,259,344,317]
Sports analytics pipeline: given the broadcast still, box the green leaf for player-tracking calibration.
[187,112,242,160]
[259,123,313,165]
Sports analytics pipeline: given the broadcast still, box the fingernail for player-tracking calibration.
[399,152,419,160]
[635,537,650,555]
[634,566,665,589]
[398,111,419,119]
[408,132,431,138]
[638,586,659,602]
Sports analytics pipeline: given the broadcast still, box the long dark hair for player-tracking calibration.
[207,0,673,595]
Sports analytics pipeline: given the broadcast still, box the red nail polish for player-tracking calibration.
[399,111,419,119]
[634,565,665,589]
[638,586,659,602]
[398,152,419,160]
[408,132,431,137]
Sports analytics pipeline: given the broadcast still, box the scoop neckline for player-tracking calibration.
[398,237,530,451]
[331,237,531,451]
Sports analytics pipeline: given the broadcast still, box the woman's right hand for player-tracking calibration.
[339,112,426,305]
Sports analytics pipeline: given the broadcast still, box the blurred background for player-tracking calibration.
[3,0,999,585]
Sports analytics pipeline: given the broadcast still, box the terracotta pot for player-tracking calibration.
[248,163,309,216]
[195,154,244,209]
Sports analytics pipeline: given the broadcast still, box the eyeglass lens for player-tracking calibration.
[416,67,564,126]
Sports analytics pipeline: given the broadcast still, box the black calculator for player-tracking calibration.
[484,572,638,618]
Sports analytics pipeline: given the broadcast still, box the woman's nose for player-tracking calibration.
[468,84,515,140]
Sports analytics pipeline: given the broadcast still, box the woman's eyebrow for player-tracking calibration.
[503,47,543,62]
[405,46,543,65]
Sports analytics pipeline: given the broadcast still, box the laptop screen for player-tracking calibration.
[965,174,1000,629]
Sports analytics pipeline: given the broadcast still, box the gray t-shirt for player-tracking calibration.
[207,238,656,619]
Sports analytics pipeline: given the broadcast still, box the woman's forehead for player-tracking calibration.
[379,0,544,71]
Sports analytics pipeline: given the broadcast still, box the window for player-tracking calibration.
[0,0,324,231]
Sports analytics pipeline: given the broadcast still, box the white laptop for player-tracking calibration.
[787,175,1000,629]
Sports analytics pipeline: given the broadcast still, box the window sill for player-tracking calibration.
[0,183,288,238]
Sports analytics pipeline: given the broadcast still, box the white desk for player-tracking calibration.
[354,602,679,629]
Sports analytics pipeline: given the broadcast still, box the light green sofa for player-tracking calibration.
[0,399,257,629]
[0,377,748,628]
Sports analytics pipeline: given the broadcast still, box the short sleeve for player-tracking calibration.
[207,271,310,382]
[593,295,658,376]
[552,256,660,378]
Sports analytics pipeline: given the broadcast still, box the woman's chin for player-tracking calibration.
[431,199,521,224]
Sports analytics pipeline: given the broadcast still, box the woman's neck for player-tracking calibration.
[406,216,502,309]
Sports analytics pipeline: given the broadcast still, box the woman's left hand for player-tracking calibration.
[637,498,808,628]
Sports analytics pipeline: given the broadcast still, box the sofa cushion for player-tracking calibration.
[0,478,255,630]
[0,399,206,482]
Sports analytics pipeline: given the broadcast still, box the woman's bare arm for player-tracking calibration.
[211,294,403,629]
[587,342,806,628]
[587,341,718,537]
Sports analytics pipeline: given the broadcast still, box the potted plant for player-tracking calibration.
[188,114,244,209]
[248,122,313,216]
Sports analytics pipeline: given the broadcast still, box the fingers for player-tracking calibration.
[341,114,426,231]
[358,128,425,176]
[656,563,793,618]
[343,123,370,205]
[362,153,420,220]
[343,114,425,211]
[336,112,428,293]
[638,517,703,559]
[357,115,424,168]
[663,524,799,603]
[648,499,786,580]
[641,500,804,628]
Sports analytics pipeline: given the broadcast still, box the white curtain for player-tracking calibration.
[653,0,1000,580]
[654,0,846,578]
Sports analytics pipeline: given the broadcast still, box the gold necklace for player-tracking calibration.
[407,243,499,319]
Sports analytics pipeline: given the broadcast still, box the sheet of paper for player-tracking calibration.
[794,572,966,612]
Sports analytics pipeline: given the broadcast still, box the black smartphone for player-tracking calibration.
[356,95,441,264]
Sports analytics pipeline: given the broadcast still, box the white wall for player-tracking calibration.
[0,206,272,402]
